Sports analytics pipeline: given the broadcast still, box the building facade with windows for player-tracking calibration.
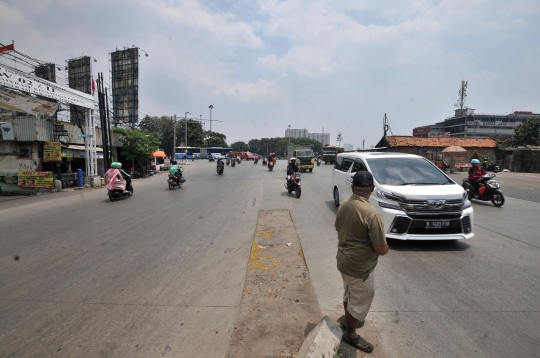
[285,128,309,138]
[343,143,354,151]
[308,132,330,145]
[413,109,539,139]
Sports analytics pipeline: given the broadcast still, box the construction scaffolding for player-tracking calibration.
[110,47,138,126]
[67,56,92,125]
[35,63,56,83]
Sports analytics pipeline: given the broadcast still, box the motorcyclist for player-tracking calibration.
[286,158,300,187]
[111,162,131,193]
[468,158,486,197]
[169,160,183,184]
[217,156,225,168]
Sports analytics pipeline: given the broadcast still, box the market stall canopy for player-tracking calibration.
[152,150,166,158]
[442,146,467,153]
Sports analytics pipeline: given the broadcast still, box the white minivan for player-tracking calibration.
[331,152,474,240]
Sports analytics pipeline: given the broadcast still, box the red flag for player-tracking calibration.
[0,43,15,53]
[91,78,95,95]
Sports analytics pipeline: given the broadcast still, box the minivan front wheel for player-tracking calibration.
[334,187,340,207]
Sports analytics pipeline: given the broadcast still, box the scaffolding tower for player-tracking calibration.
[110,47,139,126]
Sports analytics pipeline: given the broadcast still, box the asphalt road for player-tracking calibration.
[1,160,539,357]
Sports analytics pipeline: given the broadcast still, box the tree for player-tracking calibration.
[511,117,539,147]
[139,115,174,156]
[177,120,205,148]
[204,131,228,147]
[114,127,161,177]
[248,139,261,154]
[138,115,206,155]
[336,132,343,147]
[231,141,247,152]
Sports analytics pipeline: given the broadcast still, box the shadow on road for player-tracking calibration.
[471,200,499,208]
[388,238,470,252]
[324,200,338,215]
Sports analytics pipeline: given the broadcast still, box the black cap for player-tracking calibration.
[352,171,374,187]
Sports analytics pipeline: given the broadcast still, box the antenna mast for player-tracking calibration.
[383,113,389,137]
[454,80,468,110]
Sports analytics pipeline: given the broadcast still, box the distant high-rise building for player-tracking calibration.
[412,109,539,139]
[285,128,309,138]
[343,143,354,151]
[309,132,330,145]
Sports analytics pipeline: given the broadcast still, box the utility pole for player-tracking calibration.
[172,114,176,160]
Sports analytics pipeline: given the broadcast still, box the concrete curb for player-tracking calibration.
[297,316,342,358]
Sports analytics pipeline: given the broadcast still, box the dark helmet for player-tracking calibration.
[171,160,177,165]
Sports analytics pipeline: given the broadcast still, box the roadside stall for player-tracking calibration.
[441,146,468,173]
[151,150,167,173]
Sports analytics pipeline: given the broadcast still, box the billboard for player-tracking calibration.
[43,141,62,162]
[67,56,92,124]
[0,85,59,117]
[0,63,94,109]
[35,63,56,83]
[17,171,54,189]
[110,48,138,125]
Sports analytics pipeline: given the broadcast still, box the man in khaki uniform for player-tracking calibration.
[335,171,388,353]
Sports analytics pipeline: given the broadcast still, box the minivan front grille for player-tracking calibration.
[402,199,463,214]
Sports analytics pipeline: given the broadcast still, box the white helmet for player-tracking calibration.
[290,157,297,163]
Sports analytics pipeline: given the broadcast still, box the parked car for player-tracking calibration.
[331,152,474,240]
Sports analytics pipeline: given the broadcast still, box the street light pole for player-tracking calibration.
[172,114,176,160]
[208,105,214,131]
[288,124,291,144]
[185,111,190,163]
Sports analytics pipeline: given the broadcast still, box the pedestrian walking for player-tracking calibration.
[335,171,389,353]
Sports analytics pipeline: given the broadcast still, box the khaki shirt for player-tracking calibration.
[335,194,386,280]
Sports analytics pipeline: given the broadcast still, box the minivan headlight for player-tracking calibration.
[378,201,402,210]
[376,189,404,202]
[463,199,472,209]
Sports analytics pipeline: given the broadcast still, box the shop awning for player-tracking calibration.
[62,145,104,159]
[152,150,167,158]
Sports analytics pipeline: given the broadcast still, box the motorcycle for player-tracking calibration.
[168,172,185,190]
[262,158,267,165]
[108,179,133,201]
[209,156,215,162]
[482,159,500,173]
[231,159,236,168]
[462,173,504,207]
[284,172,302,198]
[254,157,259,164]
[316,158,321,166]
[217,162,224,175]
[268,161,274,171]
[226,158,230,166]
[236,157,241,164]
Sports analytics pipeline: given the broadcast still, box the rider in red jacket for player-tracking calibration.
[468,159,486,196]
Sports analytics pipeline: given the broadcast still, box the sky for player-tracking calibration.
[1,0,539,148]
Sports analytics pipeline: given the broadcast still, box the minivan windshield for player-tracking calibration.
[366,157,452,186]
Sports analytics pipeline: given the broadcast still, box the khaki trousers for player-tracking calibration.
[341,270,375,322]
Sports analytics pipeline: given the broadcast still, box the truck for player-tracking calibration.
[322,145,344,164]
[287,145,315,172]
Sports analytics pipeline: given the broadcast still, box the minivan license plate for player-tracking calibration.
[425,221,450,229]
